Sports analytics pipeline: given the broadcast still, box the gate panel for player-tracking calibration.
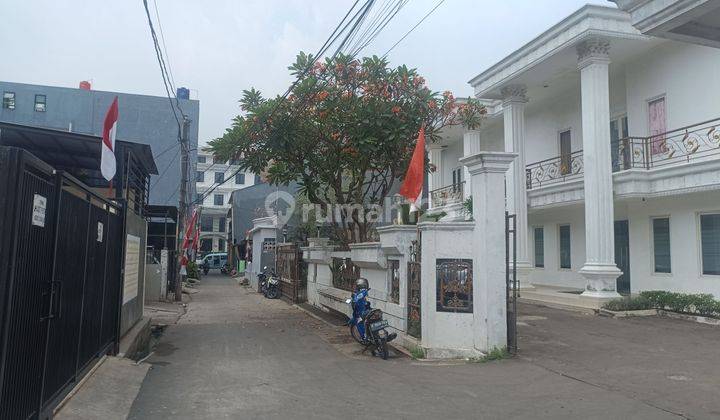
[100,210,123,348]
[406,236,421,339]
[0,164,56,420]
[77,203,110,371]
[506,212,518,355]
[41,189,91,406]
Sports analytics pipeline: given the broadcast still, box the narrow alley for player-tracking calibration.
[125,274,701,420]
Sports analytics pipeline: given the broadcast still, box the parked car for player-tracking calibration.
[199,252,228,274]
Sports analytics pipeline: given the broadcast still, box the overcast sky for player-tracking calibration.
[1,0,609,145]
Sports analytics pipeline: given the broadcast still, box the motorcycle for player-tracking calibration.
[265,272,280,299]
[346,278,397,360]
[258,266,269,295]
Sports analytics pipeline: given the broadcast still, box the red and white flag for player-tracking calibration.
[399,126,426,212]
[100,96,119,181]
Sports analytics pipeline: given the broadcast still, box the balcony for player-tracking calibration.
[525,150,584,189]
[430,181,465,208]
[526,118,720,190]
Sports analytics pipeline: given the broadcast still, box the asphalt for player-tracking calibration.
[127,274,718,419]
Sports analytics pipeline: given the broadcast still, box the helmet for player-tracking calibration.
[355,278,369,291]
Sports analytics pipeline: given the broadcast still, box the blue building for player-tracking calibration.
[0,81,199,205]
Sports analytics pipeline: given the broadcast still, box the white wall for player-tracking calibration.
[528,206,587,289]
[626,191,720,296]
[625,41,720,137]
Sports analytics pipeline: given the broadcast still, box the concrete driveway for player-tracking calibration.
[127,274,717,419]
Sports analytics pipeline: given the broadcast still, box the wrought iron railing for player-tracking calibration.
[430,181,465,208]
[611,118,720,170]
[525,150,584,189]
[525,118,720,190]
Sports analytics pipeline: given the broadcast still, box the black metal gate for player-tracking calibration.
[407,236,421,339]
[505,212,518,355]
[276,244,307,304]
[0,147,125,420]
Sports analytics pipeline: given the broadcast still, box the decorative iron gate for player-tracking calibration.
[506,212,518,354]
[407,236,421,339]
[0,148,125,420]
[276,244,307,303]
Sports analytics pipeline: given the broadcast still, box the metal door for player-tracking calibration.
[615,220,631,295]
[0,155,57,420]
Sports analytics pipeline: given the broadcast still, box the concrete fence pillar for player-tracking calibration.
[459,151,517,352]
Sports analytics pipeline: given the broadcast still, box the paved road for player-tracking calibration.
[128,274,707,419]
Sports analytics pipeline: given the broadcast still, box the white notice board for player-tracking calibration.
[123,234,141,304]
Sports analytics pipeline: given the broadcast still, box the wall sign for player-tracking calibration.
[123,234,141,304]
[97,222,104,242]
[32,194,47,227]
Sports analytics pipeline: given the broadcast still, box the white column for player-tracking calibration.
[459,151,517,352]
[462,129,481,201]
[577,38,622,299]
[501,85,533,287]
[428,144,444,206]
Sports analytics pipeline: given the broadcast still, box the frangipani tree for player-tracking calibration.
[208,52,485,245]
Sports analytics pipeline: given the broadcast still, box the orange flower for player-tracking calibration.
[392,106,401,115]
[428,100,437,109]
[318,111,327,118]
[317,91,329,101]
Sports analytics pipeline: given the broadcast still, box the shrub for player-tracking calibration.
[603,291,720,318]
[187,261,200,279]
[603,296,652,311]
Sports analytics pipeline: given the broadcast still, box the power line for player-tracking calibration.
[152,0,176,90]
[192,0,379,206]
[382,0,445,59]
[152,147,180,189]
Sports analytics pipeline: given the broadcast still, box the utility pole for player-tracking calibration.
[176,116,191,302]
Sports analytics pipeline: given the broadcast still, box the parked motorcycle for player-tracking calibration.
[265,272,280,299]
[258,266,269,295]
[346,278,397,359]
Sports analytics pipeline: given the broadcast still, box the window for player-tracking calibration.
[200,216,213,231]
[559,225,571,269]
[648,97,666,155]
[700,214,720,275]
[218,239,225,251]
[2,92,15,109]
[218,217,226,233]
[196,171,205,182]
[214,194,224,206]
[559,130,571,175]
[388,259,400,304]
[214,172,224,183]
[228,159,241,165]
[534,227,544,268]
[197,155,207,164]
[235,173,245,185]
[255,174,262,184]
[652,217,671,273]
[34,94,46,112]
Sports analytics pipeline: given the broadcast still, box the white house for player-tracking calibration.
[196,152,258,252]
[428,4,720,306]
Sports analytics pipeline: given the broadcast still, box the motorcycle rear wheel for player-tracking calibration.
[349,324,364,344]
[267,287,279,299]
[378,337,388,360]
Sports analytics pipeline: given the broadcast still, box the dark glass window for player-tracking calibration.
[235,173,245,184]
[652,218,671,273]
[214,172,224,183]
[701,214,720,275]
[218,217,226,233]
[559,225,571,269]
[2,92,15,109]
[388,259,400,304]
[197,155,206,163]
[200,216,213,231]
[34,94,46,112]
[255,174,261,184]
[534,227,544,268]
[218,239,225,251]
[214,194,223,206]
[196,171,205,182]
